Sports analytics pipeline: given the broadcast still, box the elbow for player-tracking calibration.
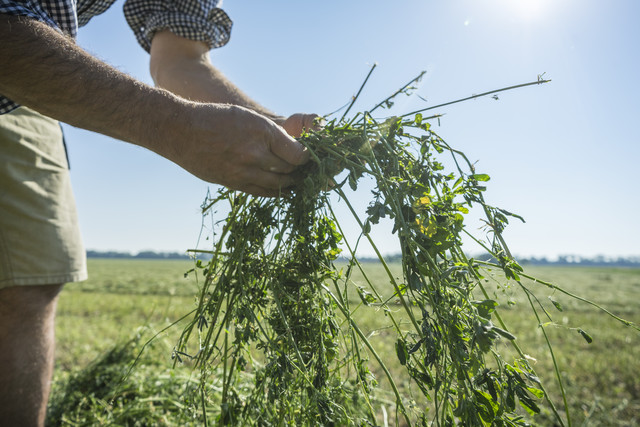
[148,54,165,87]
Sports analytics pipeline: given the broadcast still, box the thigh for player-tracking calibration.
[0,107,87,288]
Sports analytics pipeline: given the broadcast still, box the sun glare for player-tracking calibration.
[509,0,549,21]
[463,0,554,28]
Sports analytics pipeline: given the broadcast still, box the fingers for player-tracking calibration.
[254,169,297,190]
[307,114,325,132]
[268,124,310,166]
[175,104,314,197]
[216,109,308,195]
[259,153,297,174]
[280,113,322,137]
[233,168,298,197]
[298,113,322,132]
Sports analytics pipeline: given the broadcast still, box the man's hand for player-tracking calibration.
[277,113,322,138]
[162,104,309,197]
[148,30,320,194]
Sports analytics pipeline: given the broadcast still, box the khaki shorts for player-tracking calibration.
[0,107,87,288]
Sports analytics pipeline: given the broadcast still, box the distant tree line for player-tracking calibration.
[86,250,191,260]
[352,253,640,267]
[517,255,640,267]
[88,250,640,267]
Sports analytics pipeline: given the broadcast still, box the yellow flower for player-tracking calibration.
[418,196,431,206]
[412,195,431,214]
[415,217,437,237]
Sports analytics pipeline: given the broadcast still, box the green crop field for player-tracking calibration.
[48,259,640,426]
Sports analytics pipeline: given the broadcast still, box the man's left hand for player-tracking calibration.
[278,113,322,138]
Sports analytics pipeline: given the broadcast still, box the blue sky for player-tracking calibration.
[64,0,640,259]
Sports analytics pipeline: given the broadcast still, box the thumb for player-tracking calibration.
[269,126,310,166]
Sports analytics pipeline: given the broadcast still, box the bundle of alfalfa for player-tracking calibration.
[173,68,638,426]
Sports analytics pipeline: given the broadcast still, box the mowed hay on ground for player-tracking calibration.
[51,259,639,426]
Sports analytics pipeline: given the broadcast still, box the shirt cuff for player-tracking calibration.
[123,0,232,53]
[0,1,70,34]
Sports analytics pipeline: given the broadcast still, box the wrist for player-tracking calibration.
[135,92,199,160]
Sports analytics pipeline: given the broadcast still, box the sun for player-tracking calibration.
[508,0,549,21]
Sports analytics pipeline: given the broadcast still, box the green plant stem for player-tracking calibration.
[369,70,426,115]
[202,385,209,427]
[401,78,551,118]
[461,254,566,426]
[331,276,377,421]
[326,203,400,329]
[470,255,639,331]
[518,271,639,329]
[335,186,422,336]
[522,287,571,427]
[340,62,377,123]
[321,284,411,426]
[482,201,571,426]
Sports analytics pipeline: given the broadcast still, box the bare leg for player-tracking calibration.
[0,284,63,427]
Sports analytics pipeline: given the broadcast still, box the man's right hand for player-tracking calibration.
[162,104,309,197]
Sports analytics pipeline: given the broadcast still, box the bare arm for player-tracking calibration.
[149,30,317,137]
[0,15,308,196]
[0,16,173,146]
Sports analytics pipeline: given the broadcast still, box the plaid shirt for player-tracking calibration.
[0,0,232,114]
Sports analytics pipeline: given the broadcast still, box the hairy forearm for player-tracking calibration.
[149,31,282,122]
[0,15,185,152]
[153,59,280,120]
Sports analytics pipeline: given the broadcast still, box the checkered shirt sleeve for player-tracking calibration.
[123,0,232,53]
[0,0,77,35]
[0,0,80,113]
[0,98,18,116]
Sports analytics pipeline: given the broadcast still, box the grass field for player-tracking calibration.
[49,258,640,426]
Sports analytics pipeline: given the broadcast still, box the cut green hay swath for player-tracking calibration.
[47,333,213,426]
[175,68,639,426]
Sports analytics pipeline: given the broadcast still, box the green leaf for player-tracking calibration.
[526,387,544,399]
[578,328,593,344]
[470,173,491,182]
[549,296,563,312]
[517,388,541,415]
[503,265,520,281]
[497,207,526,223]
[348,172,358,191]
[473,300,498,319]
[408,271,423,291]
[357,286,377,306]
[505,387,516,412]
[518,398,540,416]
[395,339,408,366]
[457,206,469,214]
[474,389,498,423]
[493,326,517,341]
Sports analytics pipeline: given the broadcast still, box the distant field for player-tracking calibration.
[50,259,640,425]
